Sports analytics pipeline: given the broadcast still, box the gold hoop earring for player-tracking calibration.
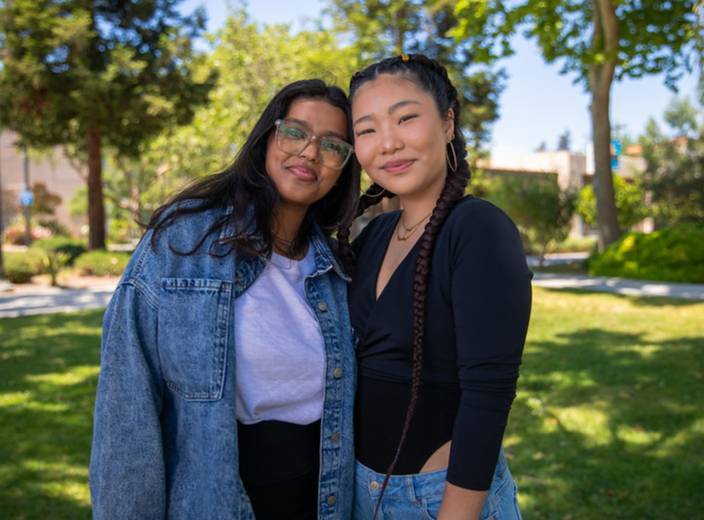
[446,142,458,172]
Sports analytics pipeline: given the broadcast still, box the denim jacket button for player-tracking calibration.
[370,481,380,491]
[333,367,343,379]
[330,431,341,443]
[317,301,328,312]
[327,495,337,506]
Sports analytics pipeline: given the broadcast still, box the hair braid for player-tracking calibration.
[337,182,396,270]
[347,54,472,519]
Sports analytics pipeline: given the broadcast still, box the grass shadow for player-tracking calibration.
[0,310,104,518]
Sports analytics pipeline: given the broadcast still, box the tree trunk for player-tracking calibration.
[590,77,620,250]
[86,127,106,250]
[589,0,621,250]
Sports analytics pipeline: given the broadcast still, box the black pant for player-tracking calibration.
[242,469,318,519]
[238,420,321,520]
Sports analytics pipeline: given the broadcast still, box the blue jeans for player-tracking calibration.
[353,451,521,520]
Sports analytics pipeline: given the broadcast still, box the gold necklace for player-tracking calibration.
[396,212,431,241]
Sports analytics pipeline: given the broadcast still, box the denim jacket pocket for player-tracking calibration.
[158,277,232,401]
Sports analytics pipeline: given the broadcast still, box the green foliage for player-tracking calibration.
[0,0,215,248]
[74,251,130,276]
[327,0,506,165]
[104,12,359,225]
[31,237,86,265]
[30,182,61,216]
[639,98,704,226]
[40,251,70,287]
[577,175,648,230]
[454,0,699,249]
[3,250,45,283]
[0,0,214,155]
[589,224,704,283]
[486,175,576,263]
[484,0,699,89]
[548,235,597,254]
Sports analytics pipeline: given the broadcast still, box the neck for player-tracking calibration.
[272,202,308,247]
[398,177,445,224]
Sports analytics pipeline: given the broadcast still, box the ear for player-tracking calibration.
[443,109,455,142]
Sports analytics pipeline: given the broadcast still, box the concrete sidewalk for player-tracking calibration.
[532,273,704,301]
[1,271,703,319]
[0,279,118,318]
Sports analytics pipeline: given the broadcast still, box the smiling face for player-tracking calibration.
[351,73,454,200]
[265,97,349,212]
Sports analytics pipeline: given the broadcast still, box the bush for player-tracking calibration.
[549,235,598,254]
[577,175,648,230]
[3,250,45,283]
[589,223,704,283]
[486,175,577,264]
[3,222,52,245]
[31,237,87,265]
[74,251,131,277]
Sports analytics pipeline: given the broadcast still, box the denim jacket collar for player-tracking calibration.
[214,204,350,283]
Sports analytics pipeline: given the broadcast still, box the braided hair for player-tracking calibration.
[339,54,471,516]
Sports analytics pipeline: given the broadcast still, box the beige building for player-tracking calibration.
[0,130,86,236]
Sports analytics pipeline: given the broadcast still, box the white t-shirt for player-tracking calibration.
[234,246,325,425]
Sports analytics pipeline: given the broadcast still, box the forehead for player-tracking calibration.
[351,73,436,116]
[285,97,348,136]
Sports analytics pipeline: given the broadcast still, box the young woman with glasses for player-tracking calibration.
[338,55,532,519]
[90,79,360,520]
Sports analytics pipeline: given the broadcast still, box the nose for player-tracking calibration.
[298,139,320,163]
[379,128,402,154]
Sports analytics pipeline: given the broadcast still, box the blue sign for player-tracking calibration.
[610,139,622,170]
[19,189,34,207]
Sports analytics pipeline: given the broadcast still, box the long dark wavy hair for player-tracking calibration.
[147,79,361,260]
[340,54,471,515]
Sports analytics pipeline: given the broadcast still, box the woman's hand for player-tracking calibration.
[436,481,487,520]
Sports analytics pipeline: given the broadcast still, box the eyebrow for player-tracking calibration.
[353,99,422,126]
[286,117,348,141]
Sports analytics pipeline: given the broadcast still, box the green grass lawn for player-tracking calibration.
[0,288,702,518]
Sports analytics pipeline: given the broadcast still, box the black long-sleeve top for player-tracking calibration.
[349,196,532,490]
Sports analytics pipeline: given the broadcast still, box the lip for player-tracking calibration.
[287,164,318,182]
[382,159,415,174]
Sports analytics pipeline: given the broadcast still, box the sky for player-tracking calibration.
[180,0,700,157]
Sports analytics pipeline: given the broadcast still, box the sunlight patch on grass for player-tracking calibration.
[0,391,31,407]
[21,459,87,478]
[616,424,662,445]
[26,366,100,388]
[652,418,704,458]
[551,405,612,445]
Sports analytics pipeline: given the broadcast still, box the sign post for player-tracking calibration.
[21,145,31,246]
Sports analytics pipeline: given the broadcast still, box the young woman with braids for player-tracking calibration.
[90,79,360,519]
[342,55,532,519]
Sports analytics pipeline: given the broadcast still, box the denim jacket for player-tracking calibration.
[89,204,357,519]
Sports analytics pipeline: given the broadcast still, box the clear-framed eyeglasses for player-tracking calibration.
[274,118,353,170]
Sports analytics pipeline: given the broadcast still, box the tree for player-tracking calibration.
[326,0,507,171]
[487,174,576,266]
[639,97,704,226]
[577,175,647,231]
[454,0,698,250]
[89,11,360,236]
[0,0,214,249]
[557,129,571,151]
